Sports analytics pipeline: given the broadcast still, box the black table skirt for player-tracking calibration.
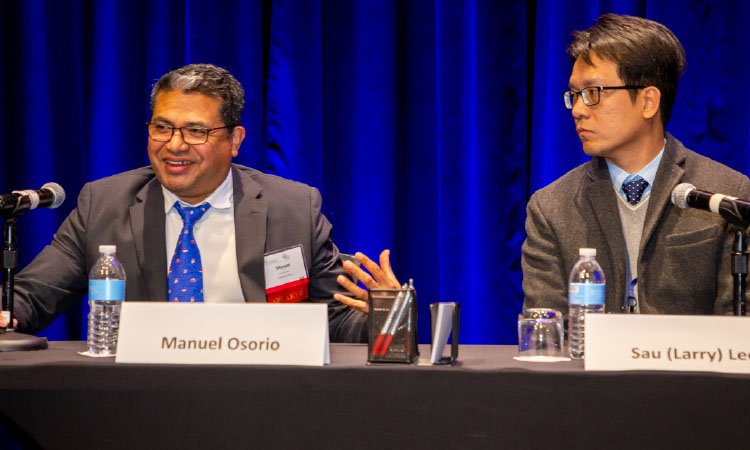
[0,342,748,449]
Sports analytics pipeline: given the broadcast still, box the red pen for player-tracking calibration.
[372,289,406,355]
[379,286,413,355]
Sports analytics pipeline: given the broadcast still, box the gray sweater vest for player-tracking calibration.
[615,187,650,312]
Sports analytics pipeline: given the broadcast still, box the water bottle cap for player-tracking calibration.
[99,245,117,254]
[579,248,596,257]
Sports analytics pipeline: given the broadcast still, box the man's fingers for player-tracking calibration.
[339,250,401,314]
[355,252,388,284]
[378,249,400,287]
[342,260,379,289]
[333,293,369,313]
[336,274,368,300]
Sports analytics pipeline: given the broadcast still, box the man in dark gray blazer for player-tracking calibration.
[6,64,371,343]
[522,14,750,316]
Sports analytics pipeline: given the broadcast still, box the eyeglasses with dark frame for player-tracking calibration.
[563,85,645,109]
[145,122,232,145]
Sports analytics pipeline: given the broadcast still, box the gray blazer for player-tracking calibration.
[14,164,367,342]
[522,133,750,316]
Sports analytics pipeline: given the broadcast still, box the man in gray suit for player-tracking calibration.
[4,63,375,342]
[522,14,750,316]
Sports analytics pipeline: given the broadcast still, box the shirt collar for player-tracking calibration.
[606,139,665,195]
[162,169,234,213]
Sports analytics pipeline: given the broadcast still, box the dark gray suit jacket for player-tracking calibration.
[14,165,368,342]
[522,133,750,316]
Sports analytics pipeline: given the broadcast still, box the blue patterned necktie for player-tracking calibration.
[168,202,211,302]
[622,175,649,206]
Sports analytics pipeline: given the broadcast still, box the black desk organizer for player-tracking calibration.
[367,288,419,364]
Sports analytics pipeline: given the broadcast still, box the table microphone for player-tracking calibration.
[671,182,750,225]
[0,182,66,217]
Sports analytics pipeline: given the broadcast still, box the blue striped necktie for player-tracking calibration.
[168,202,211,302]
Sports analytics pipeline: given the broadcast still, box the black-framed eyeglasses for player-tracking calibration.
[145,122,231,144]
[563,85,645,109]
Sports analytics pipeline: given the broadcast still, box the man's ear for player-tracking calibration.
[230,126,246,158]
[642,86,661,121]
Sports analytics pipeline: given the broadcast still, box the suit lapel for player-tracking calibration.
[130,179,167,301]
[640,134,685,255]
[232,166,268,302]
[584,158,627,309]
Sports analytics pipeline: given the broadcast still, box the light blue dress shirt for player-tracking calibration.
[606,141,665,202]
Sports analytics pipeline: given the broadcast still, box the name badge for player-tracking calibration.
[116,302,330,366]
[264,244,309,303]
[585,314,750,374]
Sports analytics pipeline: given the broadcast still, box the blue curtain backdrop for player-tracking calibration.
[0,0,748,344]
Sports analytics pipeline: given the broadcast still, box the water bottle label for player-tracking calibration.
[89,280,125,301]
[568,283,605,305]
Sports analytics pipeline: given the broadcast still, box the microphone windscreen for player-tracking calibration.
[671,183,695,209]
[41,182,65,209]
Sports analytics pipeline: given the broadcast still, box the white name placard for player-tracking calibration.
[585,314,750,373]
[115,302,330,366]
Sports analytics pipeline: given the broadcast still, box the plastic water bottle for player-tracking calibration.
[87,245,126,356]
[568,248,605,359]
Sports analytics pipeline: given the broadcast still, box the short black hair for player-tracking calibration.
[568,14,686,127]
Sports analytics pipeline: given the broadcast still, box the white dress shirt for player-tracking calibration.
[162,171,245,303]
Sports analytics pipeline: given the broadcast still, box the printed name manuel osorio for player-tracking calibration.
[162,337,281,351]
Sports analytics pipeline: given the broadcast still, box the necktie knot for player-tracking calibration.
[175,202,210,226]
[622,176,649,205]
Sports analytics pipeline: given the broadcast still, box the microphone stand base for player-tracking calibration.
[0,331,48,351]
